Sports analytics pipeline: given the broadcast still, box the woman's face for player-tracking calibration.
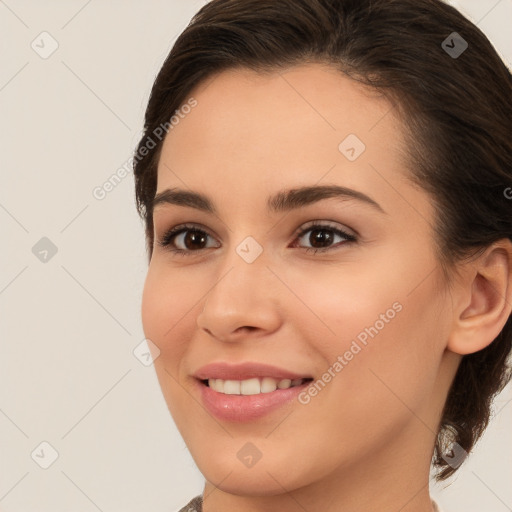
[141,63,460,499]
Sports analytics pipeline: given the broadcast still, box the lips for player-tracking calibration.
[192,361,315,422]
[195,376,313,422]
[194,361,313,381]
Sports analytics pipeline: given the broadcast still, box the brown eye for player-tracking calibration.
[158,221,357,257]
[177,230,209,250]
[294,223,357,253]
[158,224,220,255]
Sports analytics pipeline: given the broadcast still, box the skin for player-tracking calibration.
[141,63,512,512]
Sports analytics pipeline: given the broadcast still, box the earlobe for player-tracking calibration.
[447,239,512,356]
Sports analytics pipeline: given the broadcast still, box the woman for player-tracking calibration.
[133,0,512,510]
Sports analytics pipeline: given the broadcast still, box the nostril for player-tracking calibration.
[237,326,257,333]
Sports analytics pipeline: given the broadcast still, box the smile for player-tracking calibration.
[204,377,312,395]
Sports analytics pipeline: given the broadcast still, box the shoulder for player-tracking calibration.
[177,495,203,512]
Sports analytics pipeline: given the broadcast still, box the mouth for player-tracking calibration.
[193,361,315,421]
[196,376,314,422]
[200,377,314,395]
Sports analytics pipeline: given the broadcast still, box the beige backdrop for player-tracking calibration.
[1,1,511,510]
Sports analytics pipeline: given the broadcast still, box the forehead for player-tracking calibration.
[158,62,406,167]
[155,63,415,215]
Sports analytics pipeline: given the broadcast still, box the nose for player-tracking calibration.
[196,250,282,343]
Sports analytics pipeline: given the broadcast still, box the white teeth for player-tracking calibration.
[260,377,277,393]
[277,378,291,389]
[240,378,261,395]
[223,379,240,394]
[207,377,306,395]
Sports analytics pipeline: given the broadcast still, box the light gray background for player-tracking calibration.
[0,1,511,511]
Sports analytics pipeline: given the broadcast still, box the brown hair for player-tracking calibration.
[133,0,512,481]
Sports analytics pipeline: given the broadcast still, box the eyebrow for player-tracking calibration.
[152,185,386,215]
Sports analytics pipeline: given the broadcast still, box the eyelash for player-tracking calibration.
[157,221,357,257]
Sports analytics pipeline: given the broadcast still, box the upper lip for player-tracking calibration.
[194,362,313,381]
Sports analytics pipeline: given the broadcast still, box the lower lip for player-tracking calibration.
[196,379,311,422]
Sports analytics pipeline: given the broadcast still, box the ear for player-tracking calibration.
[447,239,512,355]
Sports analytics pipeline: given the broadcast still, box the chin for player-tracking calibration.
[194,448,315,497]
[203,466,299,497]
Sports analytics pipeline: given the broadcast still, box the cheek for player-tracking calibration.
[286,254,444,395]
[289,274,443,458]
[283,262,399,354]
[141,265,201,420]
[140,265,199,363]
